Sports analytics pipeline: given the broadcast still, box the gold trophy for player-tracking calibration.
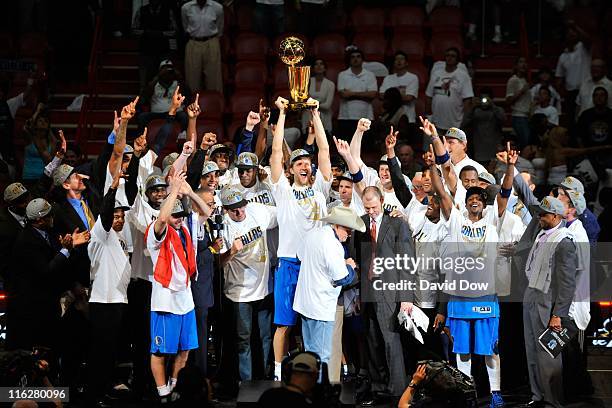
[278,36,318,110]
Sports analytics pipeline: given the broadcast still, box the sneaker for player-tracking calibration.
[490,391,505,408]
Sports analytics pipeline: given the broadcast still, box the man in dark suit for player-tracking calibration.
[0,183,30,280]
[6,198,89,351]
[350,186,415,403]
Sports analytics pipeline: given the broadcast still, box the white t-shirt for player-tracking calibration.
[426,68,474,130]
[403,197,428,232]
[127,192,160,280]
[294,225,348,321]
[327,192,366,216]
[495,210,526,297]
[506,75,531,117]
[533,105,559,126]
[218,167,239,191]
[555,41,591,91]
[88,217,131,304]
[361,164,411,213]
[567,219,590,330]
[271,171,332,258]
[530,84,563,113]
[150,80,183,113]
[379,72,419,122]
[220,203,277,303]
[146,222,196,314]
[413,215,448,308]
[451,156,487,206]
[337,68,378,120]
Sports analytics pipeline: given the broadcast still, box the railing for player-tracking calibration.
[75,14,103,152]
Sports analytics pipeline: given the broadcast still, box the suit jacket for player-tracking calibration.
[0,207,24,280]
[351,213,415,306]
[192,218,216,309]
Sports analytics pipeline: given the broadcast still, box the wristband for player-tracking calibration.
[500,187,512,198]
[435,152,450,165]
[351,169,364,183]
[209,246,218,254]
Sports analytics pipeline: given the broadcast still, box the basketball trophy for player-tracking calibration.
[278,36,318,110]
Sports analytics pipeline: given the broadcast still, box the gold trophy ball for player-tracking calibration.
[279,36,305,66]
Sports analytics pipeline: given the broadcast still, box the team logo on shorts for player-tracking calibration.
[155,336,164,346]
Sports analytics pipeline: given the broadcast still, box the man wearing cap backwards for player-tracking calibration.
[349,119,413,213]
[294,206,364,372]
[87,171,134,406]
[216,186,277,381]
[269,96,332,381]
[427,118,517,408]
[0,183,31,279]
[520,196,578,408]
[6,198,89,351]
[145,170,212,400]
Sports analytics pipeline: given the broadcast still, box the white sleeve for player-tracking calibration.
[138,150,158,191]
[91,217,111,241]
[326,242,349,281]
[361,164,380,187]
[337,72,347,91]
[219,221,232,255]
[313,170,333,196]
[460,73,474,99]
[555,57,565,78]
[379,76,391,93]
[406,74,418,97]
[270,172,291,201]
[7,93,25,118]
[425,75,436,97]
[146,222,166,251]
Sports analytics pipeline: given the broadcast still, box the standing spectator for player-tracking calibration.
[87,173,132,407]
[301,58,335,136]
[0,183,30,280]
[506,57,532,148]
[576,59,612,118]
[218,187,277,381]
[462,89,505,167]
[132,0,177,91]
[181,0,224,93]
[377,88,411,143]
[555,21,591,123]
[533,87,560,127]
[254,0,284,38]
[297,0,328,37]
[379,51,419,125]
[577,87,612,171]
[396,143,421,179]
[0,78,32,167]
[6,199,89,351]
[337,48,377,141]
[22,104,58,185]
[530,67,562,113]
[425,47,474,136]
[466,0,502,43]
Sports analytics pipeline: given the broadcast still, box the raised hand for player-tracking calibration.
[170,86,185,114]
[56,129,67,158]
[182,140,195,156]
[506,141,519,165]
[60,233,73,250]
[357,118,371,133]
[274,96,289,112]
[201,132,217,150]
[306,97,319,111]
[385,126,398,150]
[246,111,261,130]
[333,136,351,160]
[419,116,438,138]
[186,93,201,119]
[134,127,148,157]
[179,177,194,196]
[120,97,139,120]
[72,228,91,247]
[113,110,121,134]
[169,169,187,192]
[495,150,508,163]
[258,168,268,181]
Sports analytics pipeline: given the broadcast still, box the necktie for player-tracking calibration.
[526,231,546,276]
[368,218,377,281]
[80,199,95,230]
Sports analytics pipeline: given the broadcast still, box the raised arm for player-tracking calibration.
[334,137,366,197]
[310,99,331,181]
[238,111,261,154]
[110,97,138,178]
[154,170,185,237]
[270,97,289,183]
[497,142,518,217]
[385,127,412,208]
[349,118,371,168]
[172,140,195,174]
[179,178,213,221]
[102,172,120,232]
[254,99,270,160]
[186,93,201,147]
[427,146,453,220]
[419,116,457,194]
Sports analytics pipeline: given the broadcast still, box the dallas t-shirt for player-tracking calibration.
[127,192,160,280]
[220,203,277,303]
[425,68,474,130]
[412,215,448,308]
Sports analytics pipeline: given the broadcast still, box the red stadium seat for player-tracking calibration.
[235,4,255,32]
[234,61,268,91]
[324,62,345,84]
[198,91,224,120]
[196,120,225,143]
[408,62,429,90]
[272,63,290,91]
[312,34,347,62]
[389,6,425,33]
[146,118,181,164]
[350,6,386,33]
[390,33,425,61]
[0,32,14,57]
[430,33,464,61]
[353,33,387,62]
[234,33,270,62]
[429,6,463,34]
[226,119,246,143]
[18,33,47,58]
[229,91,262,120]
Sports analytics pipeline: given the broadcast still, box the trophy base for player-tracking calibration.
[288,100,318,111]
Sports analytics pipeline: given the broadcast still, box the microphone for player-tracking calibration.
[212,214,224,239]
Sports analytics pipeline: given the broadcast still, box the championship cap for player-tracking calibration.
[26,198,52,220]
[445,127,467,143]
[560,176,585,194]
[4,182,28,203]
[145,175,168,191]
[236,152,259,169]
[290,149,311,164]
[53,164,76,187]
[162,152,179,169]
[201,161,220,176]
[538,196,566,216]
[219,186,248,210]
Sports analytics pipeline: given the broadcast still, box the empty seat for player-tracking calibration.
[429,6,463,34]
[229,91,262,119]
[390,33,425,61]
[430,32,464,61]
[18,33,48,58]
[312,34,347,62]
[196,120,225,143]
[234,33,270,62]
[407,62,429,90]
[353,33,387,62]
[271,63,290,91]
[234,61,268,90]
[324,62,345,84]
[235,4,255,32]
[198,91,224,120]
[350,6,386,32]
[389,6,425,33]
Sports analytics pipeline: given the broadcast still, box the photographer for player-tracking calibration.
[399,364,427,408]
[461,88,505,168]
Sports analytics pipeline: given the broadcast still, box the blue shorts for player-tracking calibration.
[150,309,198,354]
[447,316,499,356]
[273,257,301,326]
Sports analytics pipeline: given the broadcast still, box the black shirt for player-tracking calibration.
[577,107,612,147]
[257,387,313,408]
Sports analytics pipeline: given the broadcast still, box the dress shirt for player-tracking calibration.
[67,197,91,231]
[181,0,224,38]
[369,213,383,242]
[8,208,26,227]
[34,227,70,258]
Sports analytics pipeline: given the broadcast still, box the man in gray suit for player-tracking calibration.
[519,196,577,408]
[350,186,415,404]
